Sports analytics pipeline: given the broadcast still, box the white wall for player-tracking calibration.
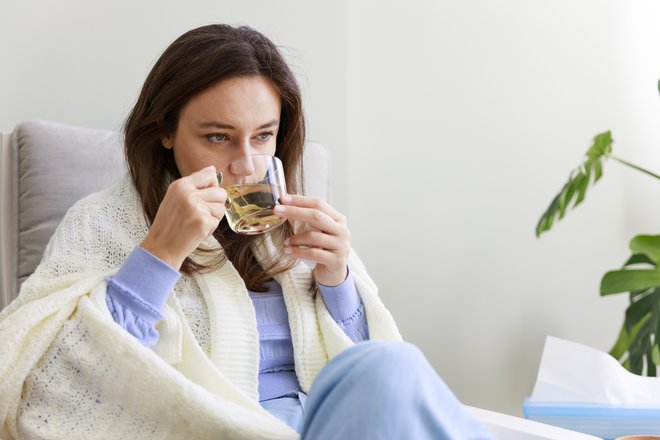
[347,0,657,415]
[3,0,660,419]
[616,2,660,234]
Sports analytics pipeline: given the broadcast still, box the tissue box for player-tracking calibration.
[523,398,660,440]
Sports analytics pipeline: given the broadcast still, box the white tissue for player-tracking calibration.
[531,336,660,405]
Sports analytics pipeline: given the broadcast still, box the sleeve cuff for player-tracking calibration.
[317,269,362,323]
[107,246,181,320]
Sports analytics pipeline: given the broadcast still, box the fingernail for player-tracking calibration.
[284,238,290,246]
[274,205,285,213]
[281,194,292,203]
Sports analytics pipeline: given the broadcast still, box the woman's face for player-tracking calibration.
[162,75,281,186]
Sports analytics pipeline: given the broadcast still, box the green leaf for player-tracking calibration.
[657,78,660,96]
[559,178,578,218]
[573,170,590,207]
[624,291,655,330]
[536,131,612,237]
[653,344,660,366]
[611,311,650,358]
[631,289,654,301]
[536,194,560,236]
[628,317,653,375]
[609,324,632,360]
[601,269,660,295]
[649,298,660,376]
[653,306,660,370]
[623,357,632,371]
[642,336,654,375]
[594,160,603,182]
[629,235,660,264]
[648,348,657,376]
[625,253,657,268]
[587,131,613,158]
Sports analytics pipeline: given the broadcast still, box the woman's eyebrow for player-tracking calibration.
[198,119,279,130]
[257,119,280,129]
[198,121,235,129]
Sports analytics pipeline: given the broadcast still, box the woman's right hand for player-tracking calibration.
[140,166,227,270]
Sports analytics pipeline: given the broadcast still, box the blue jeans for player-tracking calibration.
[260,341,494,439]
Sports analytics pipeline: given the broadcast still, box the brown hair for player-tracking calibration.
[124,24,306,291]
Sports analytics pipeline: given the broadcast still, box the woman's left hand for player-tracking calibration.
[274,195,350,286]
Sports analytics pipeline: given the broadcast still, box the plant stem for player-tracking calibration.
[612,156,660,181]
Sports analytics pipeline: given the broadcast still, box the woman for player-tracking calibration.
[0,24,492,439]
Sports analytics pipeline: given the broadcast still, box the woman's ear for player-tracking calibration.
[161,134,174,149]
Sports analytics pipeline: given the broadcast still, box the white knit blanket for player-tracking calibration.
[0,175,401,440]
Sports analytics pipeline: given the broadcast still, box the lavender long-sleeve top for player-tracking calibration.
[105,246,369,401]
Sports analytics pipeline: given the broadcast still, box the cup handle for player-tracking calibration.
[216,172,232,208]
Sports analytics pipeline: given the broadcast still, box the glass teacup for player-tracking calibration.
[216,154,287,235]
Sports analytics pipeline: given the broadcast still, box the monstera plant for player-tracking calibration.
[537,81,660,375]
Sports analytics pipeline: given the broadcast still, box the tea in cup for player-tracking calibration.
[217,154,287,235]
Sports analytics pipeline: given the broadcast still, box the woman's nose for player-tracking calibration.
[229,143,257,176]
[229,157,256,176]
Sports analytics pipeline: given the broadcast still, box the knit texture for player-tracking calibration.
[0,174,401,439]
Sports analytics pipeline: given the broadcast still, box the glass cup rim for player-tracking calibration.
[217,154,281,174]
[216,154,283,188]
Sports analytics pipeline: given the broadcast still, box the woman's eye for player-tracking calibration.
[256,132,273,142]
[207,133,228,143]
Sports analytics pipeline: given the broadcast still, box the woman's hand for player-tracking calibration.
[274,195,350,286]
[140,166,227,270]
